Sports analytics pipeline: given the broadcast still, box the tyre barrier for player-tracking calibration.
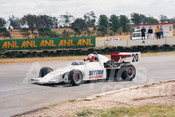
[172,45,175,50]
[1,44,175,58]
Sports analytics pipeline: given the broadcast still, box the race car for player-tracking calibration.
[31,52,140,86]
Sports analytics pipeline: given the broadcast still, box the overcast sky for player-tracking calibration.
[0,0,175,20]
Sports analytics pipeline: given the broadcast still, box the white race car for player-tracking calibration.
[31,52,140,86]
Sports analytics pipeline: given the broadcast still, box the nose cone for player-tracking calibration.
[38,71,64,84]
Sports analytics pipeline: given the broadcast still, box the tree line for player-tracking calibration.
[0,12,175,38]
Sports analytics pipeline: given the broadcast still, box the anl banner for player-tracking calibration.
[0,37,95,50]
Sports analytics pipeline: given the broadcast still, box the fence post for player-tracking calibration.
[127,40,129,46]
[165,38,167,44]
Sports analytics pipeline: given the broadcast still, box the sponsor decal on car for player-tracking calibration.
[89,70,104,79]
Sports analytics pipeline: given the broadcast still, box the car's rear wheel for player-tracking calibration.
[69,70,83,86]
[121,64,136,81]
[39,67,53,77]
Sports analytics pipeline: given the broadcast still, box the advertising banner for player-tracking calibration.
[0,37,95,50]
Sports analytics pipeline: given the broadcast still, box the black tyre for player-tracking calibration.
[120,64,136,81]
[39,67,53,77]
[69,70,83,86]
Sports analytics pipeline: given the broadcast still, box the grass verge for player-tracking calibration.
[76,105,175,117]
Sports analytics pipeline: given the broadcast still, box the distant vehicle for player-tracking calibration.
[131,31,147,40]
[106,36,120,41]
[105,36,120,46]
[31,52,140,86]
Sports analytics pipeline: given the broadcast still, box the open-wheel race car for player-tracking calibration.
[31,52,140,86]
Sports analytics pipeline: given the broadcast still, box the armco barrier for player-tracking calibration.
[0,37,95,50]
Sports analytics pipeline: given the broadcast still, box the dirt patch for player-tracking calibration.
[0,56,87,64]
[17,80,175,117]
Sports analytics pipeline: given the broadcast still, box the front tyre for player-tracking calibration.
[69,70,83,86]
[39,67,53,77]
[121,64,136,81]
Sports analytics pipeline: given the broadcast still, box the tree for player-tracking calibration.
[87,30,91,36]
[84,11,96,27]
[73,26,81,36]
[99,15,108,28]
[21,14,59,34]
[119,15,130,32]
[109,14,119,33]
[38,15,58,28]
[38,27,60,38]
[52,17,59,28]
[60,12,74,27]
[117,27,123,35]
[159,15,168,23]
[131,13,148,25]
[147,17,159,24]
[98,15,109,35]
[141,15,149,24]
[131,13,143,25]
[71,18,87,35]
[97,26,108,36]
[131,13,159,25]
[9,16,21,29]
[61,30,73,37]
[0,28,11,38]
[0,18,6,28]
[20,28,30,38]
[21,14,38,34]
[168,17,175,23]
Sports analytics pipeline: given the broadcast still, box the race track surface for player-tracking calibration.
[0,54,175,117]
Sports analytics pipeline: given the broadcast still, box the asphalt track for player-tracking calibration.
[0,54,175,117]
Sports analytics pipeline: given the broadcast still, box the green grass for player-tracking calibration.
[68,99,76,103]
[45,106,51,109]
[77,109,93,116]
[76,105,175,117]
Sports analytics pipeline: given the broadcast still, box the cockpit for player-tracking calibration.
[71,61,84,65]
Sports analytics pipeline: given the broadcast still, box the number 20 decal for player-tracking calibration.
[132,53,139,62]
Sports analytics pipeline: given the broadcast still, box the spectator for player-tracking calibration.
[141,26,146,40]
[155,26,160,39]
[148,27,153,39]
[159,26,164,38]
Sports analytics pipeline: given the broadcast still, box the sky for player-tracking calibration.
[0,0,175,20]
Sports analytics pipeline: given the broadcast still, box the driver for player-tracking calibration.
[87,54,95,62]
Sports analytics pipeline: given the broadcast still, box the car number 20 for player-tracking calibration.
[132,53,139,62]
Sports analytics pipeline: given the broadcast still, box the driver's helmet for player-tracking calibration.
[87,54,95,62]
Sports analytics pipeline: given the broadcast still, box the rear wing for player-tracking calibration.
[111,52,141,65]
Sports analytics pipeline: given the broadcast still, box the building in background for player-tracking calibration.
[133,23,174,38]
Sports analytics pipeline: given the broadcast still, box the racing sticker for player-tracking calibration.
[89,70,104,79]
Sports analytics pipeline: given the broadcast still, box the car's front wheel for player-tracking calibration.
[69,70,83,86]
[39,67,53,77]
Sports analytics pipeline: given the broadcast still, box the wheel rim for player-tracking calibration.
[127,67,133,76]
[74,73,81,83]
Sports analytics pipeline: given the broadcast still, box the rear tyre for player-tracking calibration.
[120,64,136,81]
[69,70,83,86]
[39,67,53,77]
